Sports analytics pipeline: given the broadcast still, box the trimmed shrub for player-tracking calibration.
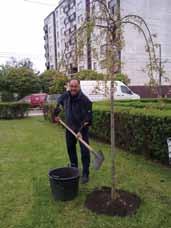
[0,102,30,119]
[91,107,171,164]
[44,100,171,164]
[94,99,171,111]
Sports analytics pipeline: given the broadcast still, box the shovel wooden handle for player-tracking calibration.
[59,119,97,157]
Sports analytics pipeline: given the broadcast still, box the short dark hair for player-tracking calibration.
[69,78,80,85]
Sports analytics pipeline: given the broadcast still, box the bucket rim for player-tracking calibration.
[48,167,80,181]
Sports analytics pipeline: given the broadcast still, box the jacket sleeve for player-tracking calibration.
[53,93,66,117]
[57,93,66,106]
[84,99,93,126]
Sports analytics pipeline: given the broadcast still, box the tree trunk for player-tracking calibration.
[110,79,118,200]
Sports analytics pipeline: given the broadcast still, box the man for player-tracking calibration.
[54,79,92,184]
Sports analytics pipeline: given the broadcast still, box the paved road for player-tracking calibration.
[29,109,43,117]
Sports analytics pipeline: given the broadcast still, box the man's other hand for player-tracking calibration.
[54,116,60,124]
[83,122,89,127]
[76,132,82,139]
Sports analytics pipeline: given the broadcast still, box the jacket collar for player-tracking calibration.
[69,90,83,101]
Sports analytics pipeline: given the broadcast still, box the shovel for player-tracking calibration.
[59,119,104,170]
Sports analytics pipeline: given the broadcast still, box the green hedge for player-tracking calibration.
[44,101,171,164]
[95,99,171,110]
[91,107,171,164]
[0,102,30,119]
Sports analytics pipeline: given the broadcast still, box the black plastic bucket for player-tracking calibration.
[48,167,80,201]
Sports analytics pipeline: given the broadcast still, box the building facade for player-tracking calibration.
[44,12,57,70]
[44,0,171,86]
[44,0,91,74]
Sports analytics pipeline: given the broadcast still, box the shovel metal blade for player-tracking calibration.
[93,150,105,170]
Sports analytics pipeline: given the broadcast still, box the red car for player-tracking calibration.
[30,93,47,108]
[20,93,47,108]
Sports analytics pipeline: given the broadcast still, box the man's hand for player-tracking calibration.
[54,116,60,124]
[83,122,89,127]
[76,132,82,139]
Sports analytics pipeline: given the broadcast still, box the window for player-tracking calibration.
[64,17,69,25]
[60,27,64,36]
[108,0,116,14]
[70,25,76,33]
[69,12,76,22]
[49,46,52,52]
[64,29,70,36]
[69,38,76,45]
[79,66,84,70]
[60,6,63,14]
[78,14,82,23]
[100,59,107,69]
[120,86,133,95]
[70,0,76,8]
[100,44,107,55]
[77,1,82,9]
[49,56,53,62]
[93,62,97,70]
[48,26,52,34]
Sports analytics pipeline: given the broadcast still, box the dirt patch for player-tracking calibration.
[85,187,141,217]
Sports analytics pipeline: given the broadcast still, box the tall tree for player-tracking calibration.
[6,57,34,69]
[39,70,67,94]
[0,65,41,101]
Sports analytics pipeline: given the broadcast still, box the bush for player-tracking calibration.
[94,99,171,111]
[91,107,171,164]
[1,91,15,102]
[44,100,171,164]
[0,102,30,119]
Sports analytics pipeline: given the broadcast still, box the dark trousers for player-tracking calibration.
[66,128,90,177]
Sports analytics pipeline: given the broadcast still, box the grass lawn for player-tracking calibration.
[0,117,171,228]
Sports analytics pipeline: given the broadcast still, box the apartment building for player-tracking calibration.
[44,0,171,86]
[44,11,57,70]
[44,0,91,74]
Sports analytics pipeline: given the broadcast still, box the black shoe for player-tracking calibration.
[81,175,89,184]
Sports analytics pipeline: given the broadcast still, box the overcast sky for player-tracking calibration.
[0,0,59,72]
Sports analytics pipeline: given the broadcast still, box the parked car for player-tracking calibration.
[19,95,32,104]
[80,80,140,101]
[30,93,47,108]
[43,94,61,120]
[19,93,47,108]
[44,94,61,105]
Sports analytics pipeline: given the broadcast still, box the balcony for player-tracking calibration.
[63,5,70,14]
[44,25,48,34]
[69,12,76,23]
[63,0,76,15]
[69,25,76,33]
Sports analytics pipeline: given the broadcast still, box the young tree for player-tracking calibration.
[77,0,160,200]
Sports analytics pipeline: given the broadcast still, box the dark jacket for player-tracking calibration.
[56,91,92,131]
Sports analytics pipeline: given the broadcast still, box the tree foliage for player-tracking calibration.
[0,64,41,101]
[115,73,130,85]
[39,70,67,94]
[75,69,106,80]
[6,57,34,69]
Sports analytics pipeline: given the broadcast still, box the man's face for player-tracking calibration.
[69,80,80,96]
